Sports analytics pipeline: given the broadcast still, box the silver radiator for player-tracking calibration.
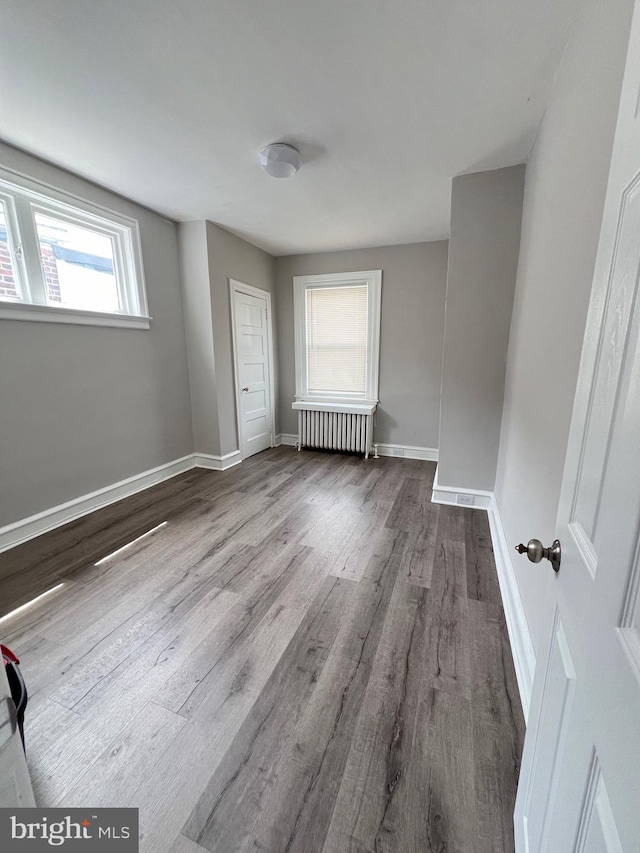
[297,409,373,458]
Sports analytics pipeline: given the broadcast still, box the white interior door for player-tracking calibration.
[515,5,640,851]
[231,283,273,460]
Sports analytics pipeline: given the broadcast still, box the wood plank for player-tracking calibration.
[349,457,407,503]
[169,836,211,853]
[23,697,82,804]
[48,581,235,712]
[26,588,240,804]
[152,542,311,716]
[419,504,471,697]
[70,584,242,718]
[385,476,438,588]
[228,531,408,853]
[384,476,431,531]
[468,599,525,853]
[327,501,395,583]
[134,603,310,853]
[399,457,436,483]
[231,489,319,546]
[245,501,321,550]
[60,701,186,807]
[464,507,502,604]
[401,501,439,588]
[332,687,477,853]
[320,574,436,852]
[322,508,477,851]
[418,689,477,852]
[15,530,243,702]
[297,494,393,584]
[181,575,355,852]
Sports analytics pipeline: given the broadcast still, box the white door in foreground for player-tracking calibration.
[232,284,273,460]
[515,4,640,851]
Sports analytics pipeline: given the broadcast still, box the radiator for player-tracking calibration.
[296,408,374,458]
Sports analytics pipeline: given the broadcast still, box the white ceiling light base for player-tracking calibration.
[259,143,301,178]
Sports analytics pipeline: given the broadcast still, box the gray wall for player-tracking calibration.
[207,223,277,456]
[179,221,220,456]
[494,0,632,654]
[0,142,193,527]
[438,166,525,492]
[275,242,448,446]
[180,221,277,458]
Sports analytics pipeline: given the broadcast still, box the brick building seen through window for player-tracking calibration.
[0,222,117,308]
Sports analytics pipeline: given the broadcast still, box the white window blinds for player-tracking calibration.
[305,284,368,394]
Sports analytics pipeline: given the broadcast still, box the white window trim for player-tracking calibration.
[293,269,382,404]
[0,301,150,329]
[0,165,149,328]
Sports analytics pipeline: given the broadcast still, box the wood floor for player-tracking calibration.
[1,447,525,852]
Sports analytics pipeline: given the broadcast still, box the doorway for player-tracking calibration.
[230,279,275,460]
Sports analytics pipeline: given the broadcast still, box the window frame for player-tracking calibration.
[0,166,149,329]
[0,189,27,302]
[293,269,382,404]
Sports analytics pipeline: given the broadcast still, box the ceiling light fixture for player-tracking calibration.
[259,143,301,178]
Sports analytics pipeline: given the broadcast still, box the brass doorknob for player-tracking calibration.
[515,538,561,573]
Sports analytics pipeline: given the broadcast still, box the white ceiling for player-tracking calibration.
[0,0,581,256]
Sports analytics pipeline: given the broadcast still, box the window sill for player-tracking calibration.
[0,301,151,329]
[292,399,377,415]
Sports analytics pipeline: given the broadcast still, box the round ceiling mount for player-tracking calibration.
[259,143,301,178]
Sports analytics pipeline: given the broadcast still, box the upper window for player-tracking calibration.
[0,168,148,328]
[293,270,382,402]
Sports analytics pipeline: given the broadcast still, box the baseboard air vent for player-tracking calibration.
[456,493,475,506]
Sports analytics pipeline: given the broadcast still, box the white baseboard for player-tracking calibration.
[275,433,297,447]
[430,464,492,509]
[192,450,242,471]
[0,449,243,554]
[487,495,536,721]
[374,442,438,462]
[430,465,535,720]
[0,454,196,554]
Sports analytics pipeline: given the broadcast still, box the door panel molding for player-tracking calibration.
[574,753,624,853]
[519,612,577,852]
[571,173,640,544]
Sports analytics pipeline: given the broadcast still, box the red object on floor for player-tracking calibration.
[1,644,20,665]
[2,643,27,748]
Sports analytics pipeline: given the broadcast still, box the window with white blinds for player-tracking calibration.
[293,270,382,402]
[306,284,368,394]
